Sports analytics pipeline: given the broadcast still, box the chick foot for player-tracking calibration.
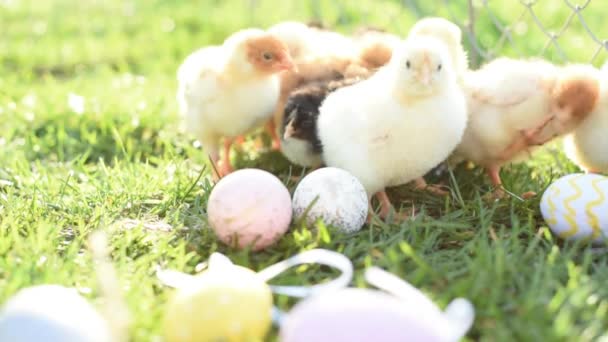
[484,165,536,200]
[483,165,506,201]
[367,191,413,223]
[414,177,449,196]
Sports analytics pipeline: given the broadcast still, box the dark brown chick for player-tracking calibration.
[280,77,366,168]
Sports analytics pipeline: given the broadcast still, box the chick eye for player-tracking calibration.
[437,64,442,71]
[262,52,274,61]
[406,60,411,69]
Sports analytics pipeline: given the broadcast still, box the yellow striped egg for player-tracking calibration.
[540,173,608,243]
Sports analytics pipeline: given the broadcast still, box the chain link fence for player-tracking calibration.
[417,0,607,67]
[245,0,608,68]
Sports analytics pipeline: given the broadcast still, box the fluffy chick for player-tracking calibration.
[317,36,468,220]
[280,77,365,168]
[452,58,600,193]
[177,28,294,179]
[564,63,608,173]
[408,17,469,83]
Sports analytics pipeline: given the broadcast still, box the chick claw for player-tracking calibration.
[367,191,414,224]
[414,178,449,196]
[483,187,507,201]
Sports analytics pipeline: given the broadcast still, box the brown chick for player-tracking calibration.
[177,28,295,179]
[452,58,601,197]
[280,76,366,169]
[499,69,601,164]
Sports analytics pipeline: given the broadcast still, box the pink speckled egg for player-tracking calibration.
[207,169,292,251]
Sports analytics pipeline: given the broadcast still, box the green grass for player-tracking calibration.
[1,0,608,341]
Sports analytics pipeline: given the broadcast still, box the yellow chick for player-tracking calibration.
[317,35,468,220]
[176,28,295,179]
[564,62,608,173]
[408,17,469,84]
[407,16,469,194]
[452,58,601,194]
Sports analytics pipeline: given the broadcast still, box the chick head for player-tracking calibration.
[283,93,321,141]
[408,17,469,76]
[224,28,295,76]
[409,17,462,47]
[392,36,454,97]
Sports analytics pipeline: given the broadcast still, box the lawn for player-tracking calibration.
[1,0,608,341]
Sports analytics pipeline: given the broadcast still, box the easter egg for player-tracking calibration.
[280,288,463,342]
[163,254,273,342]
[540,173,608,243]
[292,167,368,233]
[0,285,112,342]
[207,168,292,251]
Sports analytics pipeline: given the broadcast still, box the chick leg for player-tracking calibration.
[485,165,506,200]
[498,115,556,162]
[265,120,281,150]
[219,138,234,177]
[368,191,413,223]
[413,177,449,196]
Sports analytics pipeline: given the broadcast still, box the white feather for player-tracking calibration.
[280,137,322,167]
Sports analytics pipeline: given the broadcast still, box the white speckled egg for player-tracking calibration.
[292,167,368,233]
[207,168,293,251]
[540,173,608,243]
[0,285,112,342]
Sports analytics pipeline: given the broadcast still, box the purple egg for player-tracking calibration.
[280,288,449,342]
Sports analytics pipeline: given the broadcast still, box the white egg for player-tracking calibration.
[0,285,113,342]
[540,173,608,243]
[292,167,368,233]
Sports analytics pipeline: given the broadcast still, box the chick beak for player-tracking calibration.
[278,56,297,72]
[283,120,297,139]
[417,70,431,87]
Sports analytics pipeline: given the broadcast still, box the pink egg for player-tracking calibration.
[280,288,443,342]
[207,169,292,251]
